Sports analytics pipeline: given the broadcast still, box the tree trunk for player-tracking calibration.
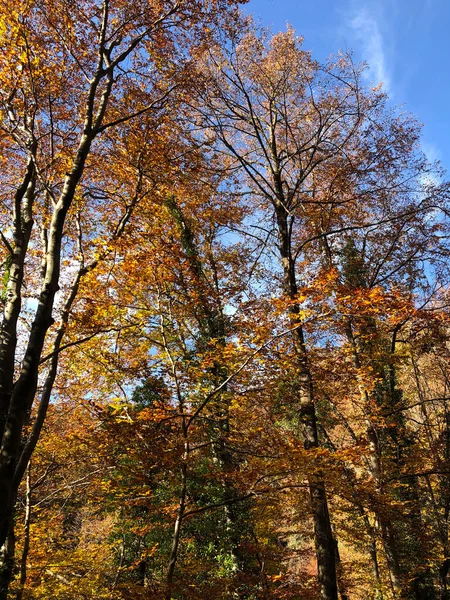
[15,463,31,600]
[275,205,338,600]
[165,444,188,600]
[334,533,349,600]
[0,519,15,600]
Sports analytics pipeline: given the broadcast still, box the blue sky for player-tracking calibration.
[245,0,450,173]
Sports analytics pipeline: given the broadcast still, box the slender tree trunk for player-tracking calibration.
[15,463,31,600]
[110,534,125,595]
[0,518,15,600]
[0,157,36,435]
[367,524,383,600]
[165,439,188,600]
[274,205,338,600]
[343,320,402,592]
[322,423,383,598]
[440,559,449,600]
[334,533,349,600]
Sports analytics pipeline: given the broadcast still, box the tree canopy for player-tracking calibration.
[1,3,450,600]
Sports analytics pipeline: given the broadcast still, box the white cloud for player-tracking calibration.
[421,141,440,164]
[349,7,391,94]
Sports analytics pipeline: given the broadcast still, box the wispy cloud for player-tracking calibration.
[348,7,391,94]
[421,141,440,164]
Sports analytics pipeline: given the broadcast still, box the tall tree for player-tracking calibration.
[193,27,450,599]
[0,0,246,595]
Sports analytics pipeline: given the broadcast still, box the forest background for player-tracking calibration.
[0,0,450,599]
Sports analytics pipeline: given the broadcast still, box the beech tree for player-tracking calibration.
[191,27,450,600]
[0,0,245,596]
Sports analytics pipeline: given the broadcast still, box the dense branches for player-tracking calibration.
[1,8,450,600]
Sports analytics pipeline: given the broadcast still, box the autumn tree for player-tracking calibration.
[191,26,450,600]
[0,0,247,596]
[2,10,450,600]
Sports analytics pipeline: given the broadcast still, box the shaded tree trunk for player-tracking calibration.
[0,519,15,600]
[15,463,31,600]
[275,204,338,600]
